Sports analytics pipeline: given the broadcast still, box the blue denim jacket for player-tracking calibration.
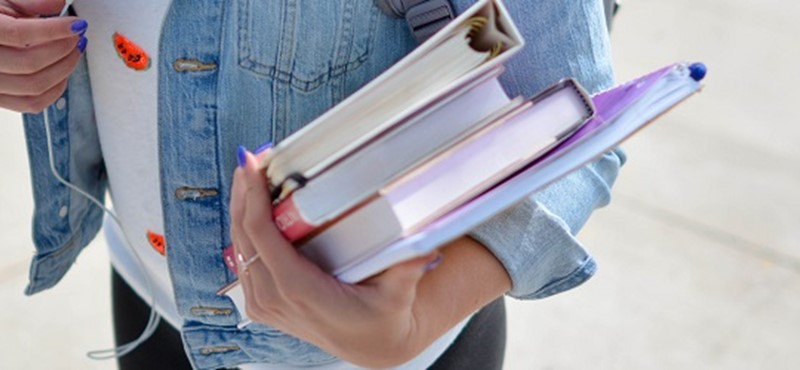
[22,0,623,368]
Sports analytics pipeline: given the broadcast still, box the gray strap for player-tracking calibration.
[603,0,621,31]
[374,0,455,43]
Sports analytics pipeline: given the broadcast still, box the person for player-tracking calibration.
[2,0,624,369]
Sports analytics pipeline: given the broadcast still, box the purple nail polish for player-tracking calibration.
[237,146,247,167]
[424,254,443,272]
[254,141,273,155]
[77,36,87,53]
[71,19,88,34]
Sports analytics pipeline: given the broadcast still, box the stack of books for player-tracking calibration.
[221,0,706,297]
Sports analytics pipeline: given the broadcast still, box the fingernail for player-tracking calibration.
[71,19,88,34]
[254,141,273,155]
[424,254,443,272]
[237,145,248,167]
[77,36,87,53]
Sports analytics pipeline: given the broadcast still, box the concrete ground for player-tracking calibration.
[1,0,798,369]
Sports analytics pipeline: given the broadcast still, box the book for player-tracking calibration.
[274,70,519,242]
[297,79,593,271]
[331,61,707,283]
[261,0,523,199]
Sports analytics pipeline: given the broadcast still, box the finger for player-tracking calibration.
[235,235,279,316]
[237,254,261,321]
[253,145,272,164]
[0,46,80,96]
[6,0,67,17]
[0,34,78,74]
[231,166,277,318]
[0,77,66,112]
[0,14,83,48]
[232,174,265,279]
[231,161,276,292]
[239,150,328,286]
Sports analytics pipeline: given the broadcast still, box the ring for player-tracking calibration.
[237,252,260,275]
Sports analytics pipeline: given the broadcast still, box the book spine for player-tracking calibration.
[273,195,316,242]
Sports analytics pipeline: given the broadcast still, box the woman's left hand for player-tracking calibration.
[230,149,441,369]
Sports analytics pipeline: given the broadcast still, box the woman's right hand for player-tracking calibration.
[0,0,86,113]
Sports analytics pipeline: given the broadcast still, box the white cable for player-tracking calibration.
[59,0,74,17]
[44,105,161,359]
[46,0,161,359]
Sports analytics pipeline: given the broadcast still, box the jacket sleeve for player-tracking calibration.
[21,54,107,295]
[448,0,624,299]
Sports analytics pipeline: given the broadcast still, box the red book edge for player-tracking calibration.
[273,194,317,242]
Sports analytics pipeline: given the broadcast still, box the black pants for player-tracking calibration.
[112,269,506,369]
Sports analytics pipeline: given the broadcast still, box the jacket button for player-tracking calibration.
[55,97,66,110]
[58,206,68,218]
[173,58,217,72]
[190,306,233,316]
[175,187,219,201]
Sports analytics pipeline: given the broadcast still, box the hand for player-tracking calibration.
[230,148,441,369]
[0,0,86,113]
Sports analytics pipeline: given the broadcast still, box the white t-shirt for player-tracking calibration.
[74,2,465,369]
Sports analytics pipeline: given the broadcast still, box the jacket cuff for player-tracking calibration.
[468,149,625,299]
[468,197,596,299]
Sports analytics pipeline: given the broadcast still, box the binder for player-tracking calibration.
[262,0,524,199]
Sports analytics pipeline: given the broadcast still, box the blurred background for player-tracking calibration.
[1,0,798,369]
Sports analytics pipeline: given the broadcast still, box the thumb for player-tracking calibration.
[367,253,441,303]
[6,0,67,17]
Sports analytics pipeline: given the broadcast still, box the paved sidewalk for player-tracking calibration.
[1,1,798,369]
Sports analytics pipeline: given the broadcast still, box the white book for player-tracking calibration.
[298,80,594,272]
[262,0,524,197]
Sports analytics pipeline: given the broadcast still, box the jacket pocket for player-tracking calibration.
[237,0,378,92]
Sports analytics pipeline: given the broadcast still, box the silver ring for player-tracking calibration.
[237,252,260,275]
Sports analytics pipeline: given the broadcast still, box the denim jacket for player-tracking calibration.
[22,0,623,368]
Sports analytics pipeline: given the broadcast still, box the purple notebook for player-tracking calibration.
[546,64,681,160]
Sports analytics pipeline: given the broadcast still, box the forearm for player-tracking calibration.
[412,236,511,351]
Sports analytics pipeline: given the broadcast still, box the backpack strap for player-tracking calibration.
[374,0,456,43]
[603,0,621,31]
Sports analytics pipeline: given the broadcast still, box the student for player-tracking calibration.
[1,0,623,368]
